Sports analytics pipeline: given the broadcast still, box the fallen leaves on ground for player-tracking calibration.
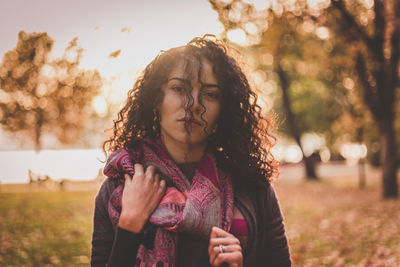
[275,175,400,266]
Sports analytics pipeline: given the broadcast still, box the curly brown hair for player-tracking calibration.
[103,36,278,190]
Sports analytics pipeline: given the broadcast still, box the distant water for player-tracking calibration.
[0,149,105,184]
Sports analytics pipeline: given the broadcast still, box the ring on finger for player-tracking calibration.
[219,244,227,254]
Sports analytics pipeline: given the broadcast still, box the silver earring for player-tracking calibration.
[212,124,218,134]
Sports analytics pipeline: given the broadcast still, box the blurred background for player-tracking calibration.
[0,0,399,266]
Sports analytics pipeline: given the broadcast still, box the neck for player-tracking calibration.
[161,136,206,164]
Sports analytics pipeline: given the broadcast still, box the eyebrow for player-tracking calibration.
[168,77,220,88]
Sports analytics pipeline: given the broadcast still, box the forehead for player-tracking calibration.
[167,58,218,85]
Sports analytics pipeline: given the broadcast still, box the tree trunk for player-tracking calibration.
[358,158,366,189]
[304,156,318,179]
[379,120,398,198]
[276,63,319,180]
[34,110,43,152]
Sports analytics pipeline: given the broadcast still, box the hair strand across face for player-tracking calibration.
[103,35,279,191]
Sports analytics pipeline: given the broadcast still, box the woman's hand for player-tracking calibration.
[118,164,166,233]
[208,226,243,267]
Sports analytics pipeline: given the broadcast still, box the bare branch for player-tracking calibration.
[389,23,400,93]
[331,0,375,54]
[373,0,385,61]
[391,0,400,82]
[396,0,400,19]
[355,52,380,119]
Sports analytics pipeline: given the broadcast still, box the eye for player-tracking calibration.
[203,90,221,100]
[172,86,185,93]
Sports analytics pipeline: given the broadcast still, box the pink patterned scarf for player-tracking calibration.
[104,138,234,267]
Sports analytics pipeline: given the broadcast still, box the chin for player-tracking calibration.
[161,127,209,146]
[180,136,207,146]
[176,133,208,146]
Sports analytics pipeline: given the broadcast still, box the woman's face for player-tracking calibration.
[158,58,221,147]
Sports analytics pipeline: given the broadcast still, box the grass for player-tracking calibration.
[0,191,96,267]
[0,175,399,266]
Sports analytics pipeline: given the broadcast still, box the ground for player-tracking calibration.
[275,176,400,266]
[0,167,399,266]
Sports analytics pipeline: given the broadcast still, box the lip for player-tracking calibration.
[178,117,203,126]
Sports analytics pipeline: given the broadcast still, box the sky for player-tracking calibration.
[0,0,226,182]
[1,0,223,69]
[0,0,223,93]
[0,0,225,147]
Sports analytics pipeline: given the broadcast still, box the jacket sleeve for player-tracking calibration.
[263,184,291,266]
[107,227,143,267]
[91,178,143,267]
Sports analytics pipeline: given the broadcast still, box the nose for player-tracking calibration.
[189,89,202,115]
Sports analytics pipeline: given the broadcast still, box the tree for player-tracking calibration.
[210,0,347,179]
[0,31,103,150]
[323,0,399,198]
[209,0,399,198]
[267,15,323,179]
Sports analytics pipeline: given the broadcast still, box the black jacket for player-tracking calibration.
[91,177,291,267]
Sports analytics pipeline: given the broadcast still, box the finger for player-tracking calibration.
[210,226,218,239]
[209,237,240,247]
[124,174,132,186]
[212,244,242,254]
[209,242,223,265]
[209,227,227,255]
[212,252,228,266]
[134,163,144,176]
[211,226,233,238]
[154,173,160,185]
[145,165,156,182]
[213,251,242,267]
[158,179,166,197]
[209,247,218,266]
[210,246,235,266]
[209,242,242,260]
[159,179,166,189]
[208,236,239,257]
[124,173,132,180]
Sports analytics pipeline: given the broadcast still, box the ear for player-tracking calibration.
[153,106,160,119]
[153,95,162,118]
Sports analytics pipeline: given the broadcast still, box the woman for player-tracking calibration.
[91,36,291,267]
